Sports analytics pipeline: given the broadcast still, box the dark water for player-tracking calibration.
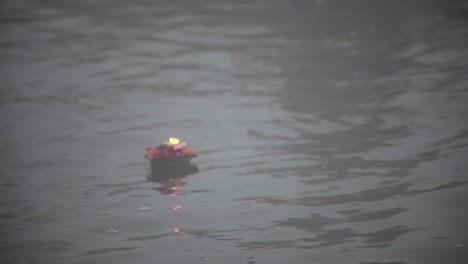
[1,0,468,263]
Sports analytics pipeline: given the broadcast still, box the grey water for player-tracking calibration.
[1,0,468,263]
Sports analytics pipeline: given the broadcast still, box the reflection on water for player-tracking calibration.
[147,163,198,195]
[1,0,468,263]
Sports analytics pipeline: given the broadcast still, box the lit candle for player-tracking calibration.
[169,137,180,145]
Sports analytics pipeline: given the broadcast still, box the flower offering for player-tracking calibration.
[145,137,197,164]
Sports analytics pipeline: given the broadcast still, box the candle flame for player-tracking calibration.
[169,137,180,145]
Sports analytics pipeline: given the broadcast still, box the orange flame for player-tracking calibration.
[174,228,183,234]
[170,205,183,210]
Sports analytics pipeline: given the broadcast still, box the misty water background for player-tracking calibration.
[1,0,468,263]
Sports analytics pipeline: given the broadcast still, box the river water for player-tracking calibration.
[1,0,468,263]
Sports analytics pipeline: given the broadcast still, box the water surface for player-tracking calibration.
[1,0,468,263]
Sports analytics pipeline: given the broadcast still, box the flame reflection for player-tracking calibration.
[170,205,183,210]
[173,228,183,234]
[147,163,198,196]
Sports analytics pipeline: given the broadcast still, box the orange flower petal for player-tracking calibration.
[182,148,195,155]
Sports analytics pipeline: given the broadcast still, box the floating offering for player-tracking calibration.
[146,137,197,165]
[146,137,198,193]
